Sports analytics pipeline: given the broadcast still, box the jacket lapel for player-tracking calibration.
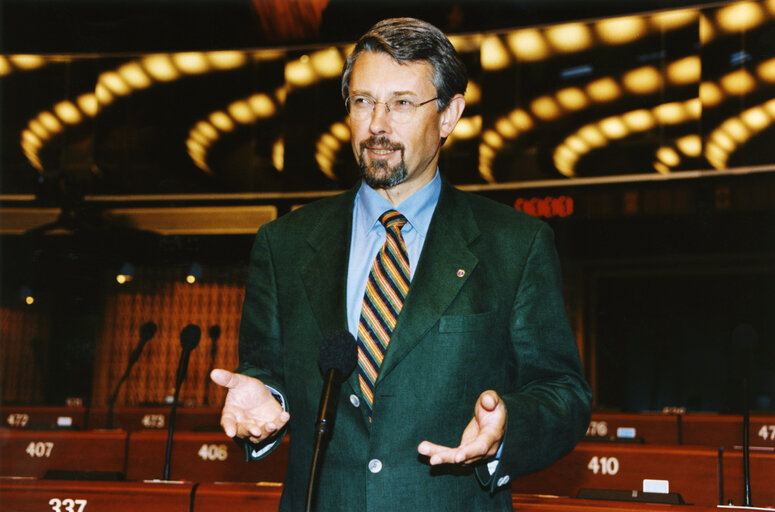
[378,180,480,381]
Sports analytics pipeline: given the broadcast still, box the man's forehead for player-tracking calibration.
[350,51,435,92]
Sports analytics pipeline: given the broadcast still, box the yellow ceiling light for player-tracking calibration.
[756,58,775,82]
[577,124,607,148]
[506,28,550,62]
[685,98,701,119]
[495,117,518,139]
[656,146,681,167]
[481,35,511,71]
[99,71,132,96]
[28,119,49,140]
[447,34,482,53]
[285,57,316,87]
[623,66,662,95]
[622,109,656,131]
[173,52,210,74]
[207,50,248,70]
[482,129,504,149]
[228,100,256,124]
[741,106,769,131]
[699,13,715,44]
[720,118,750,143]
[38,112,62,134]
[452,116,481,139]
[209,111,235,132]
[195,121,218,141]
[118,62,152,89]
[0,56,11,76]
[310,47,344,78]
[598,116,629,139]
[272,138,284,172]
[555,87,589,111]
[676,134,702,157]
[248,93,276,118]
[565,135,590,153]
[700,81,725,107]
[586,77,621,102]
[77,93,99,117]
[653,102,688,124]
[651,9,698,31]
[9,54,46,70]
[553,144,579,177]
[545,23,592,53]
[54,101,82,125]
[330,122,350,142]
[705,141,728,169]
[142,54,180,82]
[767,0,775,14]
[667,56,701,85]
[464,81,482,105]
[95,83,114,106]
[716,1,765,33]
[530,95,561,120]
[596,16,647,45]
[711,130,736,152]
[21,129,42,149]
[508,109,534,131]
[721,69,756,95]
[764,98,775,116]
[653,161,672,174]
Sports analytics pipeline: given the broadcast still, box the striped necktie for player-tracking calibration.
[357,210,411,421]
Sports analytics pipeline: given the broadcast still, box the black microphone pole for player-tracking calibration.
[163,324,200,480]
[732,323,758,507]
[305,330,356,512]
[106,321,157,429]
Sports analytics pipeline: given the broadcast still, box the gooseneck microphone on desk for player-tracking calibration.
[163,324,201,481]
[106,321,157,429]
[305,330,357,512]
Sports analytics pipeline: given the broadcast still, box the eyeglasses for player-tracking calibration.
[346,95,438,123]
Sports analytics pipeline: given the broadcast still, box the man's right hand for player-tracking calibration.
[210,369,290,445]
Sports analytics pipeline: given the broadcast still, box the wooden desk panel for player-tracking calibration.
[0,430,128,478]
[586,413,679,444]
[0,406,88,430]
[0,478,193,512]
[512,494,755,511]
[681,414,775,449]
[124,430,287,483]
[720,449,775,507]
[193,482,283,511]
[87,407,222,432]
[511,444,720,506]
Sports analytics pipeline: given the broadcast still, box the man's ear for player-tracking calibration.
[439,94,466,139]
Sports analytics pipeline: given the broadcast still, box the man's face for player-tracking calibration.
[348,51,445,198]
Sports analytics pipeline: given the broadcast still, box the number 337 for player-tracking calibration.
[49,498,87,512]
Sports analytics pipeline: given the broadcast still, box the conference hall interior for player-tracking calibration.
[0,0,773,510]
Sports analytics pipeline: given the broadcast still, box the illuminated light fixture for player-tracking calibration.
[186,263,203,285]
[545,23,592,53]
[756,58,775,82]
[116,263,135,284]
[142,54,180,81]
[622,109,656,131]
[598,116,628,139]
[699,14,715,44]
[310,47,345,78]
[495,117,518,139]
[119,62,153,89]
[479,143,496,159]
[767,0,775,15]
[21,129,42,149]
[95,83,114,106]
[705,141,728,168]
[700,81,725,107]
[667,56,701,85]
[248,93,276,118]
[207,50,247,70]
[195,121,218,141]
[656,146,681,167]
[653,161,672,174]
[188,129,209,146]
[741,106,769,131]
[676,134,702,157]
[720,69,756,95]
[555,87,588,111]
[530,95,561,120]
[447,34,479,53]
[508,109,533,131]
[228,100,256,124]
[482,129,504,149]
[315,126,346,179]
[595,16,646,45]
[464,81,482,105]
[577,125,607,148]
[187,138,206,157]
[173,52,209,74]
[586,77,621,102]
[651,9,698,30]
[764,98,775,116]
[19,285,35,305]
[99,71,132,96]
[54,101,82,125]
[330,122,350,142]
[565,135,589,153]
[712,130,736,152]
[451,116,481,139]
[622,66,662,95]
[506,29,549,62]
[653,102,688,125]
[315,152,334,177]
[272,138,285,171]
[716,1,765,33]
[209,111,235,132]
[720,118,750,143]
[77,94,99,117]
[9,54,46,70]
[0,57,11,75]
[481,35,511,71]
[28,120,49,140]
[553,144,579,177]
[685,98,701,119]
[285,57,316,88]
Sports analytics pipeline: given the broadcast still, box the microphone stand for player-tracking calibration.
[163,372,184,481]
[305,367,337,512]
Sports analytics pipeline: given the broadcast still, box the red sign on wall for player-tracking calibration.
[514,196,574,218]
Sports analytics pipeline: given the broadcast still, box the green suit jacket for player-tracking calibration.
[237,177,592,511]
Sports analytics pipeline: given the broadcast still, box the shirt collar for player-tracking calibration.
[355,169,441,238]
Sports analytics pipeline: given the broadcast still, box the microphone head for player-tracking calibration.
[208,325,221,342]
[140,321,158,342]
[318,330,357,378]
[180,324,201,350]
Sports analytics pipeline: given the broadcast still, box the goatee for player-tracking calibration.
[358,136,407,189]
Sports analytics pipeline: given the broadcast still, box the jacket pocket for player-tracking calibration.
[439,311,495,333]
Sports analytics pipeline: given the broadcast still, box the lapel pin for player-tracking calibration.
[456,269,466,278]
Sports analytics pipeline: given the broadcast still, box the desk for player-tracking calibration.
[511,444,720,506]
[0,478,193,512]
[87,407,222,431]
[0,406,87,430]
[586,413,678,444]
[0,430,127,478]
[681,414,775,449]
[124,430,288,483]
[720,448,775,507]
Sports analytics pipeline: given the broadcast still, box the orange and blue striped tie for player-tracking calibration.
[357,210,410,421]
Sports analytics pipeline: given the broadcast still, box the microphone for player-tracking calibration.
[106,321,157,429]
[732,323,758,507]
[306,330,357,512]
[164,324,201,480]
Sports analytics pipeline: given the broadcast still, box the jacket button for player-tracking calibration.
[350,394,360,407]
[368,459,382,473]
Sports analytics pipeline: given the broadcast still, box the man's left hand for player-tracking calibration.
[417,390,506,465]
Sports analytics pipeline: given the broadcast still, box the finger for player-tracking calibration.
[417,441,460,465]
[210,368,237,388]
[478,390,500,412]
[220,413,238,438]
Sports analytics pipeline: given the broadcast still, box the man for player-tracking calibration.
[211,17,592,511]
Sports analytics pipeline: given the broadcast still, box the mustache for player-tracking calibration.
[359,136,404,153]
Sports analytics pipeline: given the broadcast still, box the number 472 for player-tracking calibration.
[758,425,775,441]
